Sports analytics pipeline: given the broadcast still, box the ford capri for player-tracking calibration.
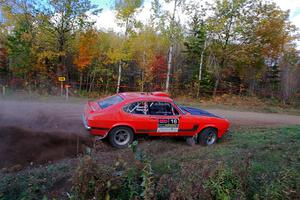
[82,92,230,148]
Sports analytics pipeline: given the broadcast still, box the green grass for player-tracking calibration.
[148,126,300,199]
[0,126,299,199]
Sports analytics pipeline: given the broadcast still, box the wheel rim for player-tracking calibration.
[206,131,216,145]
[114,129,130,146]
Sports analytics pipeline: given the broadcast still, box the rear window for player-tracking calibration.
[98,95,123,109]
[173,101,186,114]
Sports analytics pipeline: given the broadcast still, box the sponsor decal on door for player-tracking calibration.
[157,119,179,132]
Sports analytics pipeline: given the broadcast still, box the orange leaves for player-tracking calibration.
[150,55,167,86]
[74,30,99,72]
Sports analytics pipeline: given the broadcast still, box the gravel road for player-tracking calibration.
[0,99,299,168]
[0,100,299,134]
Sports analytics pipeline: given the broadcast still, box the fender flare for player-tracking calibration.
[198,124,219,137]
[109,123,136,134]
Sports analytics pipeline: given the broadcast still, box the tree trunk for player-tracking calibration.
[197,39,207,98]
[116,62,122,93]
[105,72,109,94]
[165,0,178,93]
[196,80,201,98]
[213,77,220,97]
[85,72,90,92]
[89,72,96,93]
[105,79,109,94]
[141,70,144,92]
[249,79,255,96]
[166,45,173,93]
[141,51,146,92]
[79,72,83,91]
[199,39,207,82]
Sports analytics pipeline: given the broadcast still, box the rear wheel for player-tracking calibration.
[198,128,217,146]
[186,136,197,146]
[109,127,134,148]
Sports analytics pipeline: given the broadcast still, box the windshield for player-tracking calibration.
[173,102,186,114]
[98,95,123,109]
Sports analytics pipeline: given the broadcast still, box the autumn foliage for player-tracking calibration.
[74,30,99,72]
[0,0,299,102]
[150,55,167,90]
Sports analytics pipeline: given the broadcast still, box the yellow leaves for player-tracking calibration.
[35,51,63,72]
[107,48,128,64]
[37,51,63,63]
[115,0,143,19]
[20,32,32,42]
[255,12,287,59]
[128,27,168,70]
[105,33,132,64]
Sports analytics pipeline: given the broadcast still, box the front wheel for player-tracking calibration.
[109,127,134,148]
[198,128,218,146]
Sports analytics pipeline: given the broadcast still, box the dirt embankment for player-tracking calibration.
[0,127,92,169]
[0,99,299,169]
[0,100,94,169]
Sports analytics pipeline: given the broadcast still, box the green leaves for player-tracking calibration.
[115,0,144,36]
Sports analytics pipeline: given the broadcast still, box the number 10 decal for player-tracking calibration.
[157,119,179,132]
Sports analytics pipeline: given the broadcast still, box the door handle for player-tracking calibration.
[149,117,156,120]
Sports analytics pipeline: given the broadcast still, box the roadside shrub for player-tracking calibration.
[205,166,246,200]
[0,163,71,200]
[140,160,155,200]
[129,141,155,200]
[70,155,120,200]
[119,162,155,200]
[261,169,300,200]
[70,142,156,200]
[119,168,140,200]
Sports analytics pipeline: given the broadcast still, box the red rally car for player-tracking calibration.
[82,92,230,148]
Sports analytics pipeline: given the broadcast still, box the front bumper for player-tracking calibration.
[81,114,91,130]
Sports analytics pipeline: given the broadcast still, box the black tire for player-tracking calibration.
[198,128,218,146]
[186,136,197,146]
[109,126,134,148]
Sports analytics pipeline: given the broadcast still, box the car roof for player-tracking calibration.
[118,92,173,102]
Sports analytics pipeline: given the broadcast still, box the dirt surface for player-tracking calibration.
[0,99,299,169]
[0,127,92,169]
[207,108,300,127]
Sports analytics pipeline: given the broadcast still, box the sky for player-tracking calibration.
[273,0,300,29]
[90,0,300,45]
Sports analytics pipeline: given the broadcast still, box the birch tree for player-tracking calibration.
[152,0,185,93]
[184,14,207,98]
[115,0,143,93]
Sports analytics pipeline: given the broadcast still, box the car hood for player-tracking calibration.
[180,106,222,118]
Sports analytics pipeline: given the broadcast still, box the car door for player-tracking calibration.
[122,101,157,134]
[147,101,180,136]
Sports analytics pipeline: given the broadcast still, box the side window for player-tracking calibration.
[123,101,148,115]
[98,95,123,109]
[148,102,179,116]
